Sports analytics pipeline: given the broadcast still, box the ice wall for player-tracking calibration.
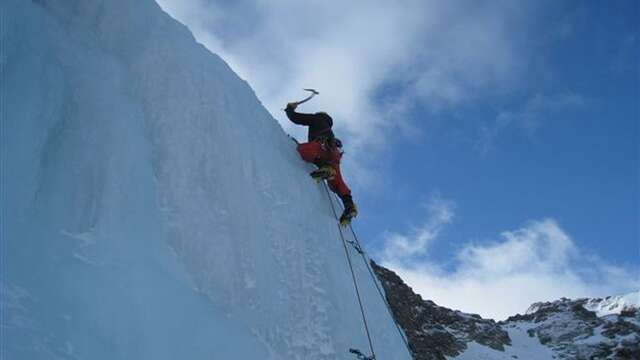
[1,1,410,359]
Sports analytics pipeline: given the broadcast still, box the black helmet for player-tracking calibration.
[316,111,333,126]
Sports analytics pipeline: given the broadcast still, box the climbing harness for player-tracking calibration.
[322,184,414,359]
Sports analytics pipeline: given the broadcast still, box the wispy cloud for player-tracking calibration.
[379,202,639,320]
[157,0,533,156]
[381,195,454,263]
[478,92,587,154]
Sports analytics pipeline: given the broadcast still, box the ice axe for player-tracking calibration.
[284,88,319,110]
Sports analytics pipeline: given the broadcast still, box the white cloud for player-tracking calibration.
[156,0,532,159]
[381,196,454,263]
[379,209,639,320]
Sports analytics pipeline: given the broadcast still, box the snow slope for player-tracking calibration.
[455,323,556,360]
[1,1,410,359]
[372,262,639,359]
[456,293,640,360]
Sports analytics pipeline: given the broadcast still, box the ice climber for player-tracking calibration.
[285,102,358,225]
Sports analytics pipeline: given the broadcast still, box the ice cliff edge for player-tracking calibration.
[0,1,409,359]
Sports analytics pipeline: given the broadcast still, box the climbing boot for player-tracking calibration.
[339,195,358,226]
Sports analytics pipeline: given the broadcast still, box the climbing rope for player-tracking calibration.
[330,193,414,356]
[321,183,377,360]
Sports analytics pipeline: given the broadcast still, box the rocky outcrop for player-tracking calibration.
[371,261,639,360]
[371,261,510,360]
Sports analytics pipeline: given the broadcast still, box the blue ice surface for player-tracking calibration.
[1,0,411,359]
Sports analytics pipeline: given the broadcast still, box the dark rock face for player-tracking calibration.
[371,261,639,360]
[370,261,510,360]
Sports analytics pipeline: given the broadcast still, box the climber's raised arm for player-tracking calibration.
[285,103,324,127]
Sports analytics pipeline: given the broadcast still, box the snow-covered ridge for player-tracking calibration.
[583,291,640,317]
[372,262,640,360]
[508,295,639,359]
[526,291,640,317]
[1,0,409,359]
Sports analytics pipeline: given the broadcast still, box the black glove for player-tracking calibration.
[285,102,298,111]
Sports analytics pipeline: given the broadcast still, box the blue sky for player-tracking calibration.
[158,0,638,318]
[365,0,638,260]
[365,0,638,262]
